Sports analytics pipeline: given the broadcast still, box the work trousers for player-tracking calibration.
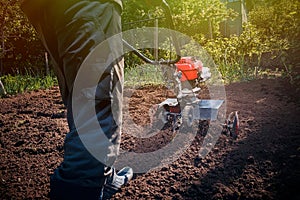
[21,1,123,199]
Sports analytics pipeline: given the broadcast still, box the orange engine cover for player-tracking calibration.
[175,57,203,82]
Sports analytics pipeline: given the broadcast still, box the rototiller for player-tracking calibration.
[123,0,239,139]
[154,56,239,139]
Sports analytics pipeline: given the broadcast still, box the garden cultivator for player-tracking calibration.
[153,56,239,139]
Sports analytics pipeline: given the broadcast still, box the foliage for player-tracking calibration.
[0,0,299,91]
[124,64,165,87]
[247,0,300,84]
[178,0,299,83]
[0,73,57,96]
[169,0,237,38]
[0,0,44,75]
[122,0,299,84]
[249,0,300,49]
[123,0,237,38]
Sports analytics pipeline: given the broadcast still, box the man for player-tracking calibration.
[21,0,132,199]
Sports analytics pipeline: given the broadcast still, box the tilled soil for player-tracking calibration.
[1,78,300,199]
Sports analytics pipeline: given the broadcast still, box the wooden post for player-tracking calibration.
[0,79,6,96]
[45,52,49,75]
[208,18,213,39]
[154,18,159,62]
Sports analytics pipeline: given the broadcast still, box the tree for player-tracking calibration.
[169,0,237,39]
[122,0,237,39]
[249,0,300,47]
[0,0,44,75]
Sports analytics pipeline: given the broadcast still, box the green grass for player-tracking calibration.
[0,62,285,98]
[217,62,284,84]
[0,74,57,96]
[1,65,165,97]
[124,64,166,87]
[124,61,285,88]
